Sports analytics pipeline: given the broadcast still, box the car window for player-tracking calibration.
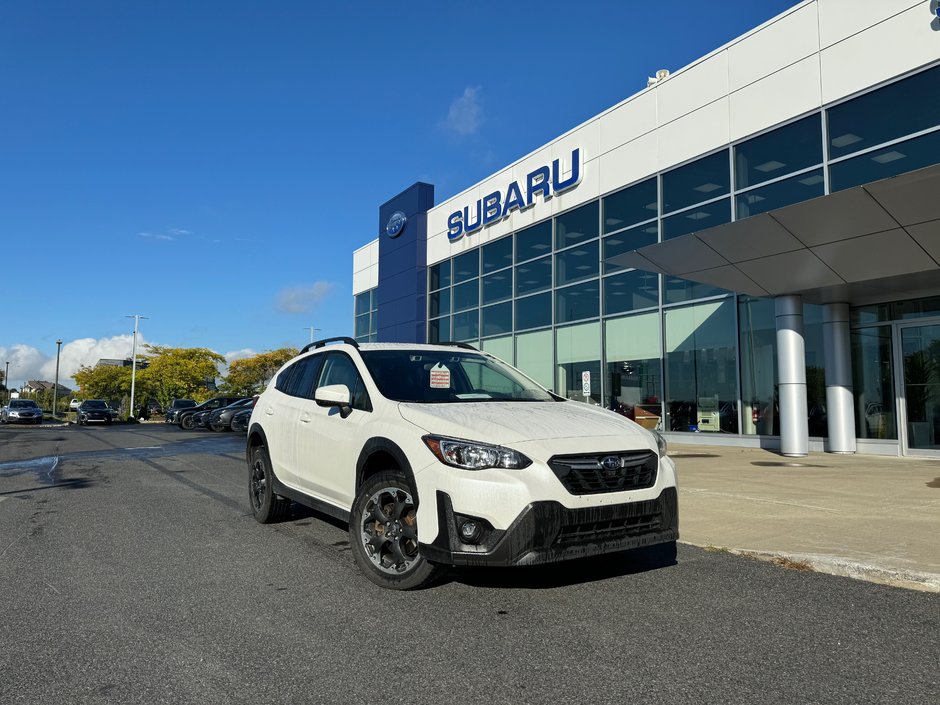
[317,352,371,412]
[83,400,108,409]
[11,400,37,408]
[277,355,324,400]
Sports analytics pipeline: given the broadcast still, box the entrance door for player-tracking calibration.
[897,321,940,455]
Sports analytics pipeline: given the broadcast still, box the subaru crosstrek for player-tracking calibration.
[246,338,678,589]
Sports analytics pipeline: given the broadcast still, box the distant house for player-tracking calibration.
[96,358,149,369]
[23,380,72,395]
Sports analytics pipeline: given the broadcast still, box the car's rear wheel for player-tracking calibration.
[349,471,445,590]
[248,445,291,523]
[180,414,195,430]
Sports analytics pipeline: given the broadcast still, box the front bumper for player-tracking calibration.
[5,414,42,423]
[419,487,678,567]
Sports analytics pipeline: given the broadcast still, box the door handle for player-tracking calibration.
[300,414,312,424]
[264,407,275,415]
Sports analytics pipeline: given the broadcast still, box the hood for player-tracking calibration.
[397,400,652,447]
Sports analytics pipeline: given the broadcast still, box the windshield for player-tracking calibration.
[360,350,555,403]
[83,400,108,409]
[11,400,38,408]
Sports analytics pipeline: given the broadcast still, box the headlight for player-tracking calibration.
[652,430,667,458]
[423,435,531,470]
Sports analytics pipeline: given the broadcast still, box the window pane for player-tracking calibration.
[735,169,825,219]
[482,336,513,364]
[828,65,940,159]
[429,288,451,318]
[665,300,738,433]
[738,296,777,435]
[453,310,479,341]
[515,292,552,330]
[482,302,512,338]
[355,292,371,316]
[516,329,554,390]
[355,314,370,338]
[555,240,598,286]
[453,250,479,283]
[603,223,658,274]
[452,280,478,312]
[428,316,450,343]
[662,151,730,214]
[735,114,822,189]
[852,326,897,440]
[603,178,657,234]
[429,261,451,291]
[555,280,599,324]
[556,321,601,405]
[555,201,599,249]
[604,270,659,315]
[481,270,512,304]
[515,255,552,296]
[663,277,730,305]
[662,198,731,240]
[830,131,940,192]
[515,221,552,263]
[605,312,663,428]
[482,236,513,274]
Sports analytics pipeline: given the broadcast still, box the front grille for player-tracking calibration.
[555,508,663,547]
[548,450,657,495]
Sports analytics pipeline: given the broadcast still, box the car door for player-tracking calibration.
[294,351,372,507]
[260,354,323,488]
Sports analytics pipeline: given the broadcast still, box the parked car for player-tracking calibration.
[164,399,197,423]
[69,398,82,411]
[77,399,112,425]
[1,399,44,424]
[177,396,249,430]
[230,408,252,434]
[208,398,256,432]
[247,338,677,590]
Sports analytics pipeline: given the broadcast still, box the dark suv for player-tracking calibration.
[177,397,249,430]
[165,399,197,423]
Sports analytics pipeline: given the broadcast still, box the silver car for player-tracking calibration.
[1,399,44,425]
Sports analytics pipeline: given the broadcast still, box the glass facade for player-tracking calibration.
[354,289,378,344]
[402,62,940,443]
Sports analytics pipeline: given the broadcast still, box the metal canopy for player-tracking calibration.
[612,164,940,305]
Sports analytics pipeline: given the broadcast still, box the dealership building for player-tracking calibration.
[353,0,940,457]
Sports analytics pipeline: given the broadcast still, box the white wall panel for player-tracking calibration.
[818,0,919,49]
[426,206,449,241]
[598,90,657,155]
[426,231,451,267]
[730,55,822,142]
[821,4,940,104]
[728,3,819,91]
[506,145,554,232]
[656,51,729,125]
[551,155,600,215]
[353,266,377,295]
[657,98,730,172]
[598,132,658,196]
[353,240,378,273]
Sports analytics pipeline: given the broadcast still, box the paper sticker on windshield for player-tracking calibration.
[430,363,451,389]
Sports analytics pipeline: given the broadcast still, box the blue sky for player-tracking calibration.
[0,0,799,388]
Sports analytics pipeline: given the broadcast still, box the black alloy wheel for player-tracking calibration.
[248,445,290,523]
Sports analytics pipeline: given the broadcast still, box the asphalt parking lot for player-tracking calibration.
[0,423,937,704]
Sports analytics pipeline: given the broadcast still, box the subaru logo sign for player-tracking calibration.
[386,211,407,239]
[600,455,622,472]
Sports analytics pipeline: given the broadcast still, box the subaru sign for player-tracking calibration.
[447,148,582,242]
[386,211,407,239]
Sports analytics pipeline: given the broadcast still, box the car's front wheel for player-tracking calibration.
[180,415,195,430]
[248,445,291,523]
[349,471,445,590]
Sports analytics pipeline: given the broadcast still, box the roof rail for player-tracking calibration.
[431,341,478,351]
[300,336,360,354]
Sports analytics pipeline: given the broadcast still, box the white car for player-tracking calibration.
[247,338,678,589]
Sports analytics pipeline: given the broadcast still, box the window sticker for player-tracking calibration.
[430,363,451,389]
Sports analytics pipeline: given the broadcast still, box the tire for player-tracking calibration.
[248,445,291,523]
[349,471,445,590]
[180,414,195,430]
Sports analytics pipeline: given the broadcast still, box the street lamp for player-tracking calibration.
[126,315,148,419]
[53,339,63,419]
[304,326,321,344]
[3,361,8,405]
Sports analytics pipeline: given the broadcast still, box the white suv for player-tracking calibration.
[246,338,678,589]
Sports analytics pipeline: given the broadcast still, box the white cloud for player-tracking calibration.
[444,86,484,136]
[2,335,144,389]
[276,281,334,314]
[138,227,191,242]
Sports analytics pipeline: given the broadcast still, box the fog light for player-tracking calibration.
[459,520,482,543]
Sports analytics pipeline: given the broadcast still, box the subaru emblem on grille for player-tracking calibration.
[599,455,622,471]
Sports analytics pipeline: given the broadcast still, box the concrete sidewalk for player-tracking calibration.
[670,444,940,592]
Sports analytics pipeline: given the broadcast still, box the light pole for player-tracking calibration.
[3,361,8,406]
[304,326,321,344]
[53,339,63,418]
[126,315,148,419]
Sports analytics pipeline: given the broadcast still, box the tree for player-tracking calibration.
[73,364,134,406]
[140,345,227,409]
[221,348,298,395]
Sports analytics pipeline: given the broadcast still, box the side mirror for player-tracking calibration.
[315,384,352,418]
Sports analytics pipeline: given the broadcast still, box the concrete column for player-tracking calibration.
[775,295,809,457]
[823,303,856,453]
